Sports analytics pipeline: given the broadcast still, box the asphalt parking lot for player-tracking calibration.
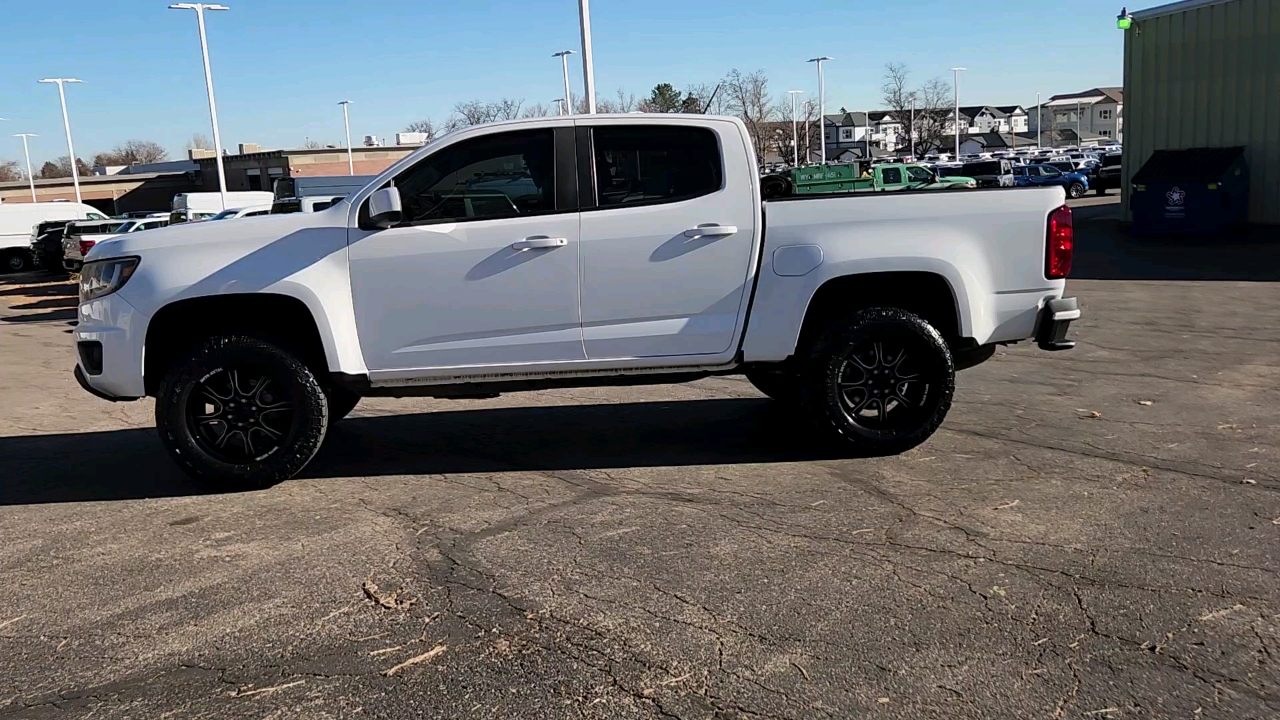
[1,198,1278,719]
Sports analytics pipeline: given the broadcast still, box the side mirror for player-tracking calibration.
[367,186,403,229]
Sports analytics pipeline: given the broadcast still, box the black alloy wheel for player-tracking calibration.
[187,367,295,464]
[156,335,329,490]
[803,307,955,456]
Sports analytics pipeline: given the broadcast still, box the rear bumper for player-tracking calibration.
[1036,297,1079,351]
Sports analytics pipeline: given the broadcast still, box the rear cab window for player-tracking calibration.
[590,125,723,208]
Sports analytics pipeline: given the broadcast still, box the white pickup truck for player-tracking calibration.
[74,115,1078,488]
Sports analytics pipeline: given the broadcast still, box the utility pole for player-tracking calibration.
[808,57,832,164]
[1076,100,1082,147]
[1036,92,1041,148]
[37,78,84,203]
[577,0,596,113]
[170,3,231,211]
[787,90,803,167]
[552,50,575,115]
[951,68,966,159]
[338,100,354,175]
[14,133,39,202]
[909,99,915,160]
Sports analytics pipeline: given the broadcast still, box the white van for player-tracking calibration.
[169,192,274,224]
[0,202,109,272]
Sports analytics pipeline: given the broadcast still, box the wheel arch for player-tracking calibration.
[143,292,332,397]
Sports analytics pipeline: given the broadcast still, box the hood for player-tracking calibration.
[84,202,350,262]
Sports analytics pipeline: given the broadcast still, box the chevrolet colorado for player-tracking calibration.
[74,115,1078,488]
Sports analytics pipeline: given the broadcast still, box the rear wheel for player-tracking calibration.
[155,335,329,491]
[1067,181,1086,199]
[800,308,954,456]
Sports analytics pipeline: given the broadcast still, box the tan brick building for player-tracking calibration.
[193,146,418,194]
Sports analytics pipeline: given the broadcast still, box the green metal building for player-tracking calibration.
[1122,0,1280,224]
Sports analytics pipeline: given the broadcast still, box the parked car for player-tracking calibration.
[75,114,1079,488]
[30,221,71,274]
[1093,153,1123,195]
[1013,163,1090,198]
[0,201,108,273]
[170,192,274,224]
[118,211,170,219]
[63,217,169,272]
[205,205,273,221]
[960,159,1015,188]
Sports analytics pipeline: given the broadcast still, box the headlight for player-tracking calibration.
[79,257,140,303]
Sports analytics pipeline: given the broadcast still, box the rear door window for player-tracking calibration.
[590,126,723,208]
[879,167,903,185]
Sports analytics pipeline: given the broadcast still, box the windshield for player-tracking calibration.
[207,209,240,221]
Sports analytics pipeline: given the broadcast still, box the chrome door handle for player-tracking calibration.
[512,236,568,250]
[683,224,738,239]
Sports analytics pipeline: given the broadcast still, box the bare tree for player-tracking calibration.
[93,139,169,167]
[184,134,213,151]
[302,139,325,149]
[722,69,777,166]
[0,159,21,182]
[522,102,551,118]
[403,119,437,138]
[684,81,731,115]
[450,98,525,127]
[880,63,953,155]
[613,88,638,113]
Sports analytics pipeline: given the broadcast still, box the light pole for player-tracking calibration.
[808,57,832,164]
[951,67,966,159]
[553,98,566,116]
[338,100,354,175]
[37,78,84,203]
[577,0,596,113]
[169,3,230,211]
[909,98,915,159]
[552,50,575,115]
[787,90,803,167]
[13,134,39,202]
[1076,100,1082,147]
[1036,92,1041,149]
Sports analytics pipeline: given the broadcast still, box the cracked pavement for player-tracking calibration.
[1,201,1278,718]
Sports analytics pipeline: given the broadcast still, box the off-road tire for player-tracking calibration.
[156,335,329,491]
[326,386,361,425]
[745,368,802,405]
[800,307,955,456]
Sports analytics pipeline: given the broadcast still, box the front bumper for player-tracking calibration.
[1036,297,1079,351]
[73,291,147,400]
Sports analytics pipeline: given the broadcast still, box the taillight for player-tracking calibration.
[1046,205,1073,279]
[79,239,97,256]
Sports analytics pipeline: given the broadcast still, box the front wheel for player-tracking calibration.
[155,335,329,491]
[1067,182,1085,199]
[2,250,31,274]
[800,308,955,456]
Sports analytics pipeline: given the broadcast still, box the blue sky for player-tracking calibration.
[1,0,1129,167]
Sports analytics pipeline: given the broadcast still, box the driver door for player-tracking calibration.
[347,125,585,374]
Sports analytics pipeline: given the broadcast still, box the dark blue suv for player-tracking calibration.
[1013,163,1090,199]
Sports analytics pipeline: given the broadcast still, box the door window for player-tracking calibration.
[906,166,933,183]
[393,129,557,225]
[591,126,722,208]
[879,167,903,184]
[1041,166,1061,177]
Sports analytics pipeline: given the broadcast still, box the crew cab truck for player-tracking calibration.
[761,161,975,198]
[74,115,1079,489]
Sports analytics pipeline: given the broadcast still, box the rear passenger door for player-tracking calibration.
[576,121,759,361]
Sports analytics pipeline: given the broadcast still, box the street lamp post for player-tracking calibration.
[909,98,915,160]
[169,3,230,211]
[808,57,832,164]
[553,99,566,116]
[13,134,39,202]
[1036,92,1041,149]
[786,90,803,167]
[37,78,84,203]
[338,100,354,175]
[552,50,575,115]
[1076,100,1082,147]
[577,0,596,113]
[951,67,966,159]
